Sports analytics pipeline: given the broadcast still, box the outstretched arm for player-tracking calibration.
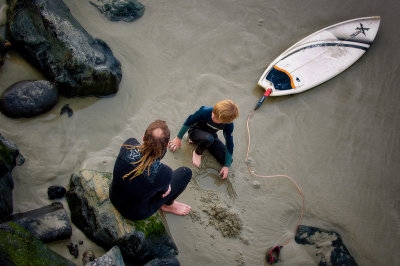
[168,137,182,152]
[219,166,229,179]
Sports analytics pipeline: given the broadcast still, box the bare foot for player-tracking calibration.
[161,201,191,215]
[192,150,202,167]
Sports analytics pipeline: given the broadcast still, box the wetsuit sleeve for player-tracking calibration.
[177,106,212,139]
[177,125,190,139]
[223,123,234,167]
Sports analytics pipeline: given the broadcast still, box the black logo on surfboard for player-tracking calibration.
[356,23,370,36]
[351,23,370,38]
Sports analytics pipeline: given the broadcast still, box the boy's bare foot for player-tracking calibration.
[161,201,191,215]
[192,150,202,167]
[188,138,194,144]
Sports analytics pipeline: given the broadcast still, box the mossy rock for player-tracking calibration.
[0,222,75,265]
[133,214,166,238]
[66,169,177,265]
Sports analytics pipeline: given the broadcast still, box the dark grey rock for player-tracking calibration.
[0,173,13,222]
[86,246,125,266]
[67,242,79,258]
[0,80,59,118]
[144,257,180,266]
[0,38,11,67]
[0,133,24,220]
[0,222,76,265]
[90,0,145,22]
[66,169,178,265]
[82,250,96,265]
[2,202,72,243]
[48,185,67,199]
[295,225,357,266]
[60,103,73,117]
[6,0,122,97]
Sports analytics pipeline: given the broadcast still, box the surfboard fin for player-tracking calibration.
[254,88,272,111]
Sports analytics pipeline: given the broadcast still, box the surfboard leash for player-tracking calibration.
[246,98,305,263]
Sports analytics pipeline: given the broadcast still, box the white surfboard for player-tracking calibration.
[258,16,380,96]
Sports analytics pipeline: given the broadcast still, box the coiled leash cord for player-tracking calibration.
[246,93,305,264]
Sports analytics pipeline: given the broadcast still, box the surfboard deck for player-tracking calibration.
[258,16,380,96]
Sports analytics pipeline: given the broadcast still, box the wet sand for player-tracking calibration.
[1,0,400,265]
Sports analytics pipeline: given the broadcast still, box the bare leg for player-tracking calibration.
[192,150,202,167]
[161,201,191,215]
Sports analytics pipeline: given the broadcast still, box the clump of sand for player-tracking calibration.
[194,192,242,238]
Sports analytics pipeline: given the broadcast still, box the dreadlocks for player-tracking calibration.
[123,120,170,180]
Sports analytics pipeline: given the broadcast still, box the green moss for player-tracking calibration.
[133,213,166,237]
[0,222,74,265]
[102,171,112,180]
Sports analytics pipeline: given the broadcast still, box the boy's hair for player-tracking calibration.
[123,120,170,180]
[212,100,239,123]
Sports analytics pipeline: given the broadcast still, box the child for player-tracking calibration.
[168,100,239,179]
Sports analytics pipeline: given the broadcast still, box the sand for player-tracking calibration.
[1,0,400,265]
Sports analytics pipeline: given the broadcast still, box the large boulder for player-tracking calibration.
[0,80,59,118]
[0,222,76,265]
[295,225,357,266]
[90,0,145,22]
[0,133,24,221]
[66,169,179,265]
[2,202,72,243]
[6,0,122,97]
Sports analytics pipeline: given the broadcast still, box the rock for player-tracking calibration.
[6,0,122,97]
[143,257,180,266]
[0,4,8,26]
[2,202,72,242]
[48,185,67,199]
[66,169,178,265]
[0,173,13,221]
[67,242,79,258]
[0,133,24,220]
[0,222,76,265]
[86,246,125,266]
[0,80,59,118]
[295,225,357,266]
[0,38,11,67]
[90,0,145,22]
[82,250,96,264]
[0,132,24,176]
[60,103,73,117]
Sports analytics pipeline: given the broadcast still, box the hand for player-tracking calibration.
[162,184,171,198]
[219,167,229,179]
[168,137,182,152]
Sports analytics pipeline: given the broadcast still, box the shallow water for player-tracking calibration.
[1,0,400,265]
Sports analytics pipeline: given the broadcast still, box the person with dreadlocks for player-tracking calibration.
[110,120,192,220]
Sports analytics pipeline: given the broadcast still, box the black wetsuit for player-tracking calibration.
[110,138,192,220]
[177,106,234,166]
